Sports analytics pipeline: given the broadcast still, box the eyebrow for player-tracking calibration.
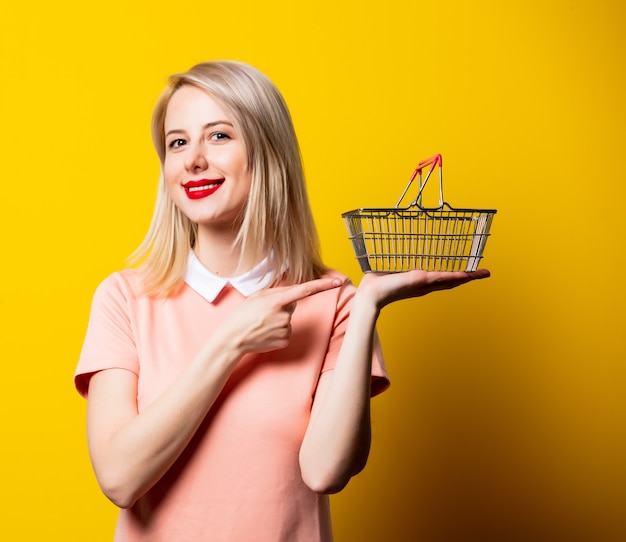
[165,121,234,139]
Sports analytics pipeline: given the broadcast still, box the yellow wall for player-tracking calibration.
[1,1,624,540]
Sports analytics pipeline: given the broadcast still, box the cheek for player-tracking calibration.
[234,153,250,183]
[162,159,178,185]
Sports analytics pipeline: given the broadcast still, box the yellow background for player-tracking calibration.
[1,0,625,540]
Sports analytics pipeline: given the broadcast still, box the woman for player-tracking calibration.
[75,60,489,541]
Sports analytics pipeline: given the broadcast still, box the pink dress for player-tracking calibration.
[75,255,389,541]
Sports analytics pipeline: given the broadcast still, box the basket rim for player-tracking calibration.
[341,202,498,218]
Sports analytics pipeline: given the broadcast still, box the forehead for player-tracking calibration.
[164,85,233,129]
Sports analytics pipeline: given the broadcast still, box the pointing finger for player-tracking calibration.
[277,277,343,306]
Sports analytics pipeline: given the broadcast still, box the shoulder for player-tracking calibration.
[319,269,354,288]
[311,269,358,310]
[88,269,150,317]
[94,268,145,299]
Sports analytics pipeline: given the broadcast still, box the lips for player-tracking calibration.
[183,179,224,200]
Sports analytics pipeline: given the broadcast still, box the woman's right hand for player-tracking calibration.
[219,277,343,355]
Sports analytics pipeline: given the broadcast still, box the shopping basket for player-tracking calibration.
[341,154,497,273]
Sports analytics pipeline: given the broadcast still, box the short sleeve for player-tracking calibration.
[74,273,140,398]
[321,277,390,397]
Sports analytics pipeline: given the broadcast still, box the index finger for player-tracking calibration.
[277,277,344,306]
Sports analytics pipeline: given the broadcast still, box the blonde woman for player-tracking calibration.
[75,60,489,541]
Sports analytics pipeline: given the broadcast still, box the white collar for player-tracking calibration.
[184,251,275,303]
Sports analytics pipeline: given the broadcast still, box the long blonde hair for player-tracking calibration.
[130,61,327,296]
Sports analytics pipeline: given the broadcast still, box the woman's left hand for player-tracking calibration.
[357,268,491,311]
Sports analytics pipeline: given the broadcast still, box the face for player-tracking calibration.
[163,85,251,229]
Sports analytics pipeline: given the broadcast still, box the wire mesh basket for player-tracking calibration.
[341,154,497,273]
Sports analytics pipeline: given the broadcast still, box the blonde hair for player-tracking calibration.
[131,60,327,295]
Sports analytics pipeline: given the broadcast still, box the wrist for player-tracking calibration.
[351,285,381,321]
[197,329,244,372]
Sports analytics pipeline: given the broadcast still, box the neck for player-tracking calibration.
[194,224,255,277]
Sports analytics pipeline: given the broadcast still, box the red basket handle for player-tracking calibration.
[417,153,442,173]
[395,153,445,208]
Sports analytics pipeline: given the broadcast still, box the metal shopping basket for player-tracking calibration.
[341,154,497,273]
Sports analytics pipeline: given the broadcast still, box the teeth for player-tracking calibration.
[188,183,219,192]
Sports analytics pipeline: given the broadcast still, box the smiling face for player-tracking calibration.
[163,84,251,230]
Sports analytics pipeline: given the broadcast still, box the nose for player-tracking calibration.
[185,143,209,172]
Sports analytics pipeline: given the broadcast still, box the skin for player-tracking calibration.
[163,85,254,275]
[85,85,491,508]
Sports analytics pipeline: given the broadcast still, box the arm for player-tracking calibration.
[87,323,248,508]
[86,278,342,509]
[298,290,377,494]
[299,269,490,494]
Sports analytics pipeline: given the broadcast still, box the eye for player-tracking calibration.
[168,138,187,149]
[210,132,231,142]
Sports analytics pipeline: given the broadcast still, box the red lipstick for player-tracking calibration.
[183,179,224,200]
